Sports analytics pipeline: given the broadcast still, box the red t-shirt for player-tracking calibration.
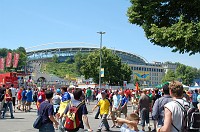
[38,91,46,101]
[17,90,22,100]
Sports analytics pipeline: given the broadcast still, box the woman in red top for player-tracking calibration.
[2,89,14,119]
[17,87,23,110]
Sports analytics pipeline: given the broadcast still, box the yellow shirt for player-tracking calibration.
[98,98,110,115]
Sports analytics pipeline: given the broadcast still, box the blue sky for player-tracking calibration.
[0,0,200,68]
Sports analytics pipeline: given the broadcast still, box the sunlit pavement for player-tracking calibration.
[0,101,153,132]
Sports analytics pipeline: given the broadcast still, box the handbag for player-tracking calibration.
[33,115,43,129]
[33,103,48,129]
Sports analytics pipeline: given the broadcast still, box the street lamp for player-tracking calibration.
[97,31,106,89]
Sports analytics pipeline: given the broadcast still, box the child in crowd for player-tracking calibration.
[116,113,143,132]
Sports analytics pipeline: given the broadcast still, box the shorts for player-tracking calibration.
[111,108,121,118]
[22,100,26,105]
[18,100,22,105]
[26,102,31,106]
[121,106,127,115]
[12,97,16,106]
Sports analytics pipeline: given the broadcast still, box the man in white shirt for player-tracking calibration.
[158,81,189,132]
[10,84,17,112]
[95,92,102,119]
[111,90,122,128]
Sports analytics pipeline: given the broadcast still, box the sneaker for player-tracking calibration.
[105,129,110,131]
[11,116,14,119]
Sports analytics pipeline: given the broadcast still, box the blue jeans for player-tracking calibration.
[39,123,55,132]
[2,101,14,118]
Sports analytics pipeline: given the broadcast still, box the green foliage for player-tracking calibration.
[162,70,176,82]
[0,47,27,72]
[42,62,77,78]
[127,0,200,55]
[81,47,132,86]
[52,54,59,63]
[176,64,197,85]
[162,63,200,85]
[74,52,88,76]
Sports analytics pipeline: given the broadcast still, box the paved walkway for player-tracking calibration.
[0,101,153,132]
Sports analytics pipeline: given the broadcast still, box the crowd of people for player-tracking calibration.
[0,81,200,132]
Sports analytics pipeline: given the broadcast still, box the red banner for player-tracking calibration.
[0,58,5,71]
[13,53,20,68]
[6,52,12,67]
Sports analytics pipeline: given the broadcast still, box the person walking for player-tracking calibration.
[0,85,6,118]
[63,88,92,132]
[152,84,172,132]
[93,90,111,131]
[192,89,199,108]
[120,91,128,118]
[95,91,102,119]
[86,87,92,105]
[138,89,151,131]
[111,90,121,128]
[9,84,17,112]
[157,81,189,132]
[2,89,14,119]
[17,87,23,110]
[26,88,33,112]
[38,90,59,132]
[21,87,27,111]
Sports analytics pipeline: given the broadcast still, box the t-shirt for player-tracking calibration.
[38,91,46,102]
[98,98,110,115]
[10,87,17,97]
[21,90,27,101]
[69,93,75,102]
[113,94,121,108]
[39,101,54,124]
[61,92,71,102]
[52,95,61,105]
[165,99,189,132]
[139,94,150,111]
[17,90,22,100]
[120,124,143,132]
[26,90,33,102]
[121,95,128,106]
[64,100,88,129]
[86,89,92,97]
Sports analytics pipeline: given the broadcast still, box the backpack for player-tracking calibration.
[173,100,200,132]
[64,101,85,131]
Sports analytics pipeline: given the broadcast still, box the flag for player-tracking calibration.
[0,58,5,71]
[6,52,12,67]
[13,53,20,68]
[135,82,139,91]
[123,81,127,87]
[100,68,104,77]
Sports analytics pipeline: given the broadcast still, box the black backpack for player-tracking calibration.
[173,101,200,132]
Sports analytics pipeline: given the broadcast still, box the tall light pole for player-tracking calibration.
[97,31,106,89]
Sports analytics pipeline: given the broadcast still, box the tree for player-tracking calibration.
[81,47,132,86]
[127,0,200,55]
[176,64,196,85]
[74,52,88,76]
[162,70,176,82]
[0,47,27,72]
[52,54,59,63]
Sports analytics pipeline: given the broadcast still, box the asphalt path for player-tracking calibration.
[0,101,153,132]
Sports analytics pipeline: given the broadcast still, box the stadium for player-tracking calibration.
[26,42,165,86]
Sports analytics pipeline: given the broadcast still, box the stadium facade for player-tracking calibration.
[27,47,176,87]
